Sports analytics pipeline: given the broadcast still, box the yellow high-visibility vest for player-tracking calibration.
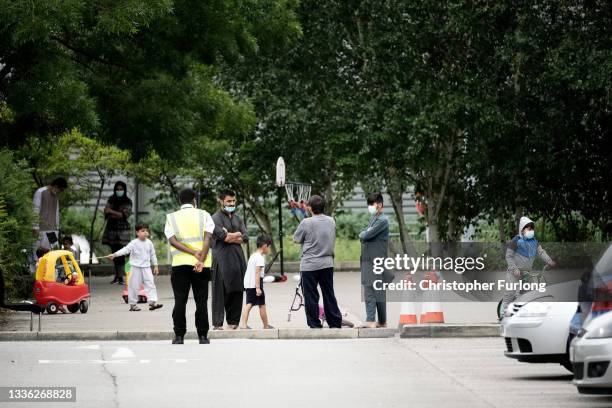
[167,207,212,267]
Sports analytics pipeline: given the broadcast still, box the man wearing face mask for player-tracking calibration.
[211,189,249,330]
[359,192,393,328]
[501,216,556,316]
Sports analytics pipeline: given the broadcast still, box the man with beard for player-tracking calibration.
[211,189,248,330]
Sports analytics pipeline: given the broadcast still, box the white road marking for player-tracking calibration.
[37,358,206,364]
[38,359,81,364]
[111,347,135,359]
[91,359,128,364]
[78,344,100,350]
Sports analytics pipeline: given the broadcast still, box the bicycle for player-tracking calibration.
[497,264,550,319]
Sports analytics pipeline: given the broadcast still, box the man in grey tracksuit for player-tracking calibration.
[502,216,556,315]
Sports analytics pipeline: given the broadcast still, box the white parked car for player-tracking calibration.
[501,280,579,372]
[571,312,612,394]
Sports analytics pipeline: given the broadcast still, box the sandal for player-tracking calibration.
[263,325,275,329]
[149,303,163,311]
[129,305,141,311]
[239,325,252,330]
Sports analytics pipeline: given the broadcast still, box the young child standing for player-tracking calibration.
[107,224,163,312]
[61,235,79,260]
[240,235,274,329]
[501,216,556,316]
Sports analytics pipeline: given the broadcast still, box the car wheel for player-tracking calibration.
[497,299,504,319]
[561,334,575,373]
[46,303,58,314]
[79,300,89,314]
[560,358,573,372]
[67,303,79,313]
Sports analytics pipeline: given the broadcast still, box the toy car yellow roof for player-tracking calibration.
[36,250,84,284]
[40,250,74,263]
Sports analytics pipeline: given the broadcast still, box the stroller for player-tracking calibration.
[287,273,362,327]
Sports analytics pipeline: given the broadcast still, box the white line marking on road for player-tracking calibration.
[38,360,81,364]
[78,344,100,350]
[111,347,135,359]
[91,359,128,364]
[37,358,205,365]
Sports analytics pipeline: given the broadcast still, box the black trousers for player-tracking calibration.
[301,267,342,328]
[110,244,125,280]
[212,276,243,327]
[171,265,210,337]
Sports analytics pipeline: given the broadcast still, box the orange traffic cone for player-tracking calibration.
[419,271,445,324]
[398,274,418,327]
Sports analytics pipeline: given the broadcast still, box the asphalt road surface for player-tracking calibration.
[1,337,611,408]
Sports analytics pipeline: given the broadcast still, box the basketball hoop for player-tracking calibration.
[276,157,286,187]
[285,181,311,220]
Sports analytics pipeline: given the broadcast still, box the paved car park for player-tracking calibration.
[1,337,611,408]
[1,274,497,333]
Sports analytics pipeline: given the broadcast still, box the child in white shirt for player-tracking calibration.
[107,224,163,311]
[240,235,273,329]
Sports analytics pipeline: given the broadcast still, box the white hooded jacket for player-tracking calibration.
[506,216,552,273]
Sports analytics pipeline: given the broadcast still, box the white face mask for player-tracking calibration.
[368,205,377,215]
[524,230,535,239]
[116,190,125,197]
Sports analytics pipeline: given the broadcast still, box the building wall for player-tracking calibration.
[74,176,418,219]
[339,185,418,215]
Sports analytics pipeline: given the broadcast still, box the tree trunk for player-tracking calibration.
[387,185,417,257]
[89,175,105,265]
[245,196,277,254]
[447,195,456,243]
[497,207,506,243]
[425,181,443,257]
[324,168,334,216]
[515,204,524,232]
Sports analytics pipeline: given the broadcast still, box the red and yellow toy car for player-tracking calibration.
[121,261,148,304]
[33,250,89,314]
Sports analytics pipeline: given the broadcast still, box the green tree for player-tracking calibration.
[0,149,34,299]
[0,0,300,159]
[46,130,132,263]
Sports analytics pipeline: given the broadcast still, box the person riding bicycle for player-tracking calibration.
[501,216,556,317]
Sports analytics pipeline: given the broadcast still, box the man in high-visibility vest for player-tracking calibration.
[164,188,215,344]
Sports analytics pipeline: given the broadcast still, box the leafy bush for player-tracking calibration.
[335,212,371,239]
[0,150,35,300]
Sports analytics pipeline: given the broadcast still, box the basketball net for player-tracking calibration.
[285,182,311,220]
